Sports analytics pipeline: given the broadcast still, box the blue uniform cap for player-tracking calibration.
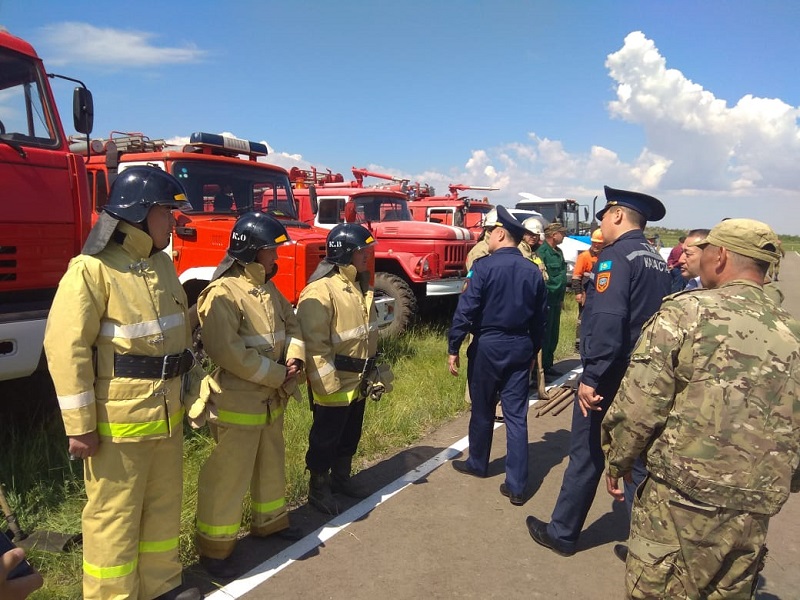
[489,205,527,240]
[596,185,666,222]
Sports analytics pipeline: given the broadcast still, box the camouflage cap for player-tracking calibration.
[691,218,781,264]
[544,222,567,235]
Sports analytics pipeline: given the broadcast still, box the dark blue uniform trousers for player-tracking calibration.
[465,333,533,496]
[546,369,645,551]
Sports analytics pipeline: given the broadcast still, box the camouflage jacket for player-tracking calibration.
[602,279,800,515]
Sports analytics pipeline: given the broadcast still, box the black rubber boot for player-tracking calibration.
[199,555,239,579]
[331,456,370,499]
[155,584,202,600]
[308,471,340,515]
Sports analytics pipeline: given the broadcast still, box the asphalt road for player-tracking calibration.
[188,252,800,600]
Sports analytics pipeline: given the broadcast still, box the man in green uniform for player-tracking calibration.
[601,218,800,599]
[536,222,568,376]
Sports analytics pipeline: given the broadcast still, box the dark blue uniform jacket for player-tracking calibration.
[580,229,671,389]
[448,247,548,355]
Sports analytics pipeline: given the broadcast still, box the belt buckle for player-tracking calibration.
[161,354,178,380]
[360,356,376,381]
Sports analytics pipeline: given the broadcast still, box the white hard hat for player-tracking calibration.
[522,217,544,236]
[482,209,498,229]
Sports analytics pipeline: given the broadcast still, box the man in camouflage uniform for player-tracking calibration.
[601,218,800,599]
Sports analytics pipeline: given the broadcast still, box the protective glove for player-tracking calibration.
[187,375,221,429]
[276,376,303,403]
[363,362,394,401]
[376,362,394,394]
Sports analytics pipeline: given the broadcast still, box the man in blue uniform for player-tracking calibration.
[448,206,548,505]
[526,186,671,555]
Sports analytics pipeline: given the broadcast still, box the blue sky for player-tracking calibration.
[3,0,799,233]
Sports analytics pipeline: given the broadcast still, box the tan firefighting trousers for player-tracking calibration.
[195,413,289,559]
[82,432,183,599]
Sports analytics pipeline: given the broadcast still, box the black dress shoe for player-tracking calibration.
[199,555,239,579]
[499,483,525,506]
[525,516,575,557]
[452,460,485,478]
[613,543,628,562]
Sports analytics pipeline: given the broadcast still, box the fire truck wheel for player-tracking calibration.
[374,272,416,337]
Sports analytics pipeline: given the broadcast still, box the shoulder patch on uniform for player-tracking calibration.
[598,260,612,272]
[466,269,474,279]
[596,272,611,293]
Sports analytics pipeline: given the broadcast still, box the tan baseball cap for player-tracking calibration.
[690,218,781,264]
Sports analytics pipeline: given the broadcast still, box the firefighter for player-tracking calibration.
[43,166,202,600]
[297,224,394,515]
[465,208,496,270]
[520,217,549,279]
[192,212,306,578]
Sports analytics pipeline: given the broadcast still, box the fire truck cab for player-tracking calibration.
[406,183,497,240]
[84,132,329,309]
[291,167,474,336]
[515,193,592,276]
[0,29,94,382]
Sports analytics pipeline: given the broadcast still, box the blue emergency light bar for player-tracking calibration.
[189,132,268,157]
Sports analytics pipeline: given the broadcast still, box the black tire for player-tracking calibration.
[374,272,416,337]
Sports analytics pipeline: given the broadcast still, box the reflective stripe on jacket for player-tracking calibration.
[197,261,305,427]
[44,222,193,441]
[296,264,378,406]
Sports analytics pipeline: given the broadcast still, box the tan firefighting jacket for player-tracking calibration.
[196,261,305,427]
[44,222,195,442]
[296,264,378,406]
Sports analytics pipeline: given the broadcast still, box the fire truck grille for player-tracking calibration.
[0,246,17,281]
[442,244,468,274]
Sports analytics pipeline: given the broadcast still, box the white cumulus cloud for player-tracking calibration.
[605,31,800,193]
[363,31,800,231]
[38,22,207,68]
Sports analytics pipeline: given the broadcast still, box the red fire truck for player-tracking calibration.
[290,167,474,336]
[340,169,497,240]
[405,182,497,240]
[83,132,336,313]
[0,29,94,382]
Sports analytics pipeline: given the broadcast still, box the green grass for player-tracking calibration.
[2,304,580,599]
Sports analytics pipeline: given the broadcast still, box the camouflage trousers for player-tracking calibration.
[626,476,769,599]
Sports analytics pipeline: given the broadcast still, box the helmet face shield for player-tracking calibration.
[104,166,190,223]
[228,212,291,264]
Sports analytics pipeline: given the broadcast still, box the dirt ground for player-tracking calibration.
[186,253,800,600]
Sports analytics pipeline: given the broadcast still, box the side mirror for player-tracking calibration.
[583,207,589,220]
[73,87,94,134]
[308,185,319,215]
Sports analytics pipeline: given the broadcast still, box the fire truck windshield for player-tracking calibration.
[0,48,59,147]
[172,160,298,219]
[353,195,412,222]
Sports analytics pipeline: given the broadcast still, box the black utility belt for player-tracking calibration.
[113,349,194,380]
[334,354,376,374]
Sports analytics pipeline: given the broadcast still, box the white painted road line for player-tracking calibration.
[206,368,580,599]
